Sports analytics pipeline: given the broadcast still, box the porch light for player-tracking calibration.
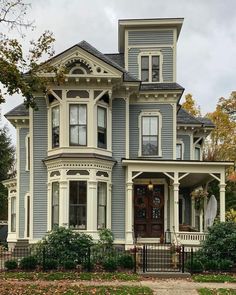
[147,180,153,191]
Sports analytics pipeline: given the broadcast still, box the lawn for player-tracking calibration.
[0,283,153,295]
[198,288,236,295]
[0,271,140,281]
[193,274,236,283]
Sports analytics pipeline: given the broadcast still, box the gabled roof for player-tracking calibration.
[4,103,29,117]
[177,108,215,128]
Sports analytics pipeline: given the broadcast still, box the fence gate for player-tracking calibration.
[142,244,185,273]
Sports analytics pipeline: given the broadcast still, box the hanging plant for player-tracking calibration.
[191,188,208,210]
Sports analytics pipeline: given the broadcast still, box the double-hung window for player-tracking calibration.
[11,197,16,232]
[141,116,159,156]
[52,182,59,229]
[97,182,107,229]
[140,54,161,83]
[69,104,87,146]
[97,106,107,149]
[69,181,87,229]
[176,143,183,160]
[52,106,60,148]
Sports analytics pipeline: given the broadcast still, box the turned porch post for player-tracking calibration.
[125,168,134,246]
[219,171,226,222]
[173,172,179,233]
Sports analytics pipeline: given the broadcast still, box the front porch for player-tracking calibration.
[122,159,232,248]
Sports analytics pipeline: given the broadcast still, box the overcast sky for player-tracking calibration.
[1,0,236,143]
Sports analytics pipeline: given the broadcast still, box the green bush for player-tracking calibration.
[118,254,134,269]
[4,259,18,270]
[102,257,118,272]
[43,258,58,270]
[204,260,219,271]
[185,259,203,273]
[35,227,93,266]
[20,256,38,270]
[218,259,233,271]
[82,259,95,272]
[63,260,77,270]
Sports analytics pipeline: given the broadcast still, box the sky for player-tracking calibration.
[1,0,236,143]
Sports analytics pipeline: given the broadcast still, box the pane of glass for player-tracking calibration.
[11,215,16,232]
[98,107,106,128]
[79,105,87,124]
[195,147,200,160]
[79,126,86,145]
[152,69,159,82]
[152,56,159,68]
[52,126,60,147]
[141,70,149,82]
[52,206,59,227]
[70,126,79,145]
[98,182,107,205]
[98,207,106,229]
[79,181,87,204]
[98,129,106,148]
[69,206,86,229]
[142,117,150,135]
[52,106,59,127]
[150,117,158,135]
[70,105,79,125]
[52,182,59,205]
[176,144,182,160]
[141,56,149,69]
[142,136,158,155]
[11,197,16,214]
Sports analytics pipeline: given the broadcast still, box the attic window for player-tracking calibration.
[139,51,163,83]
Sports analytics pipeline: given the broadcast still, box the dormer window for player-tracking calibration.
[139,52,162,83]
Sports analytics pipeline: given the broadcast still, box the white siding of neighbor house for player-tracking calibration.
[32,98,48,239]
[111,98,126,240]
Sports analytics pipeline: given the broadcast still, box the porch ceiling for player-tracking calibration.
[179,173,214,188]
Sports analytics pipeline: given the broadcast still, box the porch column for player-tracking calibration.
[173,172,179,232]
[219,183,226,222]
[125,181,133,246]
[87,180,97,233]
[191,198,195,228]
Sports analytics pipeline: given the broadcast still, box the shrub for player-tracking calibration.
[98,228,114,249]
[20,256,37,270]
[63,260,77,270]
[43,258,58,270]
[204,260,219,271]
[185,259,203,273]
[102,257,118,272]
[4,259,18,270]
[118,254,134,269]
[35,227,93,266]
[218,259,233,271]
[82,259,95,272]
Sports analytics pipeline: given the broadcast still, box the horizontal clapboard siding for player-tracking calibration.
[33,98,48,239]
[128,47,173,81]
[128,30,174,45]
[19,128,30,238]
[129,104,173,159]
[177,134,191,160]
[112,98,126,240]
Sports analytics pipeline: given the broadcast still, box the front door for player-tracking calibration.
[134,184,164,238]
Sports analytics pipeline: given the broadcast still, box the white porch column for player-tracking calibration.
[106,183,112,229]
[47,182,52,231]
[125,181,133,246]
[169,185,174,231]
[87,180,97,232]
[173,172,179,233]
[191,198,196,228]
[219,183,226,222]
[59,181,69,227]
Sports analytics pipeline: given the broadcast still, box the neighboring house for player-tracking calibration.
[3,18,232,250]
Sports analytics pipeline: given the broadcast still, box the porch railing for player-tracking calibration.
[176,231,207,245]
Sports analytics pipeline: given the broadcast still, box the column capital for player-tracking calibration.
[173,182,179,191]
[126,182,133,190]
[219,183,226,191]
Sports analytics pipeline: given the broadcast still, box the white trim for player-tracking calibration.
[176,139,184,160]
[138,50,163,83]
[69,66,87,75]
[16,127,20,239]
[24,193,30,239]
[125,97,129,158]
[25,133,30,171]
[179,194,185,224]
[29,107,34,240]
[172,103,177,159]
[138,110,162,157]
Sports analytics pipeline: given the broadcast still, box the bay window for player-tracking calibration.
[11,197,16,232]
[141,116,159,156]
[97,182,107,229]
[69,104,87,146]
[52,182,59,229]
[52,106,60,148]
[69,181,87,229]
[97,106,107,149]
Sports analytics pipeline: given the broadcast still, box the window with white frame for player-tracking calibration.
[140,53,162,83]
[176,142,183,160]
[194,146,201,160]
[52,182,59,229]
[97,182,107,229]
[11,197,16,232]
[26,194,30,238]
[141,113,161,156]
[97,106,107,149]
[52,106,60,148]
[69,104,87,146]
[69,181,87,229]
[25,134,30,171]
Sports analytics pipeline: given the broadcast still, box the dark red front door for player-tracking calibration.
[134,184,164,238]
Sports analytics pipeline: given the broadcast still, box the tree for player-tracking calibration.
[181,93,201,117]
[0,0,57,109]
[0,126,15,219]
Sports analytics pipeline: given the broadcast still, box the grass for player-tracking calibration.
[198,288,236,295]
[0,271,140,281]
[0,283,153,295]
[193,274,236,283]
